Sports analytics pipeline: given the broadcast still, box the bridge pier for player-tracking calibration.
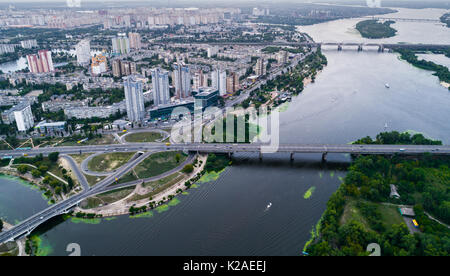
[322,152,328,162]
[378,45,384,52]
[358,44,363,52]
[259,151,263,161]
[228,152,233,159]
[337,44,342,51]
[290,152,294,161]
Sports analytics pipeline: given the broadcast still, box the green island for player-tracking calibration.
[440,13,450,28]
[356,20,397,39]
[396,49,450,87]
[305,131,450,256]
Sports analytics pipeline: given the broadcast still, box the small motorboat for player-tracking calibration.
[385,83,390,89]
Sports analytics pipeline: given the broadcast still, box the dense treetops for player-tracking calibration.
[307,132,449,256]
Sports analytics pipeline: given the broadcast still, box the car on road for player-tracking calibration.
[399,148,406,152]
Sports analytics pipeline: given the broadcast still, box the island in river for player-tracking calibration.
[305,131,450,256]
[356,20,397,39]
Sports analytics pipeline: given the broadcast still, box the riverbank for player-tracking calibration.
[0,221,27,256]
[73,154,209,217]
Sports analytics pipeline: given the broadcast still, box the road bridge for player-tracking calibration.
[0,142,449,244]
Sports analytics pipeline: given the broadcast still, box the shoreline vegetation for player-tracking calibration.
[356,20,397,39]
[396,49,450,89]
[305,131,450,256]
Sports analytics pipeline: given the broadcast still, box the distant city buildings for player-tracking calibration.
[211,69,227,96]
[277,51,289,64]
[128,32,142,50]
[91,54,107,75]
[112,35,130,55]
[0,44,16,54]
[172,63,191,99]
[207,46,218,58]
[124,75,145,122]
[151,68,170,107]
[252,7,270,16]
[112,59,137,77]
[20,39,38,49]
[75,39,91,66]
[26,50,54,74]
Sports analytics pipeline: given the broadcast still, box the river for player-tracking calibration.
[0,7,449,256]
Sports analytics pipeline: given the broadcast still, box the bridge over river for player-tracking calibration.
[0,142,449,244]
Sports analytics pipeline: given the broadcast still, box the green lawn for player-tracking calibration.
[124,132,164,143]
[134,151,187,179]
[69,153,94,165]
[84,174,106,187]
[80,186,135,209]
[378,204,405,230]
[340,198,373,231]
[59,134,118,147]
[87,152,136,172]
[116,171,138,184]
[128,172,185,202]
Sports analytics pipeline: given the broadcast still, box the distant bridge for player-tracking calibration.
[157,41,450,52]
[368,17,442,23]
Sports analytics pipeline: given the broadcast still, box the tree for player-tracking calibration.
[31,169,41,178]
[17,164,29,174]
[175,153,181,163]
[48,152,60,162]
[182,164,194,174]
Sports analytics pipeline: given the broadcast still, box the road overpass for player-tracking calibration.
[0,142,449,244]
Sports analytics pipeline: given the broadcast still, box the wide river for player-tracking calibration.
[0,8,449,256]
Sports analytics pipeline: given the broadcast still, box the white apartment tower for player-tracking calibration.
[13,102,34,131]
[151,68,170,106]
[212,69,227,96]
[124,76,145,122]
[75,39,91,65]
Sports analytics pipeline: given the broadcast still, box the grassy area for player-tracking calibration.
[128,172,185,202]
[378,204,404,230]
[340,198,373,232]
[116,171,138,184]
[69,153,94,165]
[58,134,118,147]
[124,132,164,143]
[84,174,106,187]
[87,152,136,173]
[134,151,187,179]
[80,186,135,209]
[0,242,18,256]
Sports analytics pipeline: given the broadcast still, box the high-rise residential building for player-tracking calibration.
[211,69,227,96]
[128,32,142,50]
[13,102,34,131]
[207,46,218,58]
[277,51,288,64]
[151,68,170,107]
[112,35,130,55]
[75,39,91,66]
[255,57,266,76]
[172,64,191,99]
[193,70,208,90]
[91,54,107,75]
[124,75,145,122]
[226,72,240,94]
[26,50,54,74]
[20,40,38,49]
[0,44,16,55]
[112,59,137,77]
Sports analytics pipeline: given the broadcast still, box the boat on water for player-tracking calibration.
[384,123,388,129]
[385,83,390,88]
[266,203,272,209]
